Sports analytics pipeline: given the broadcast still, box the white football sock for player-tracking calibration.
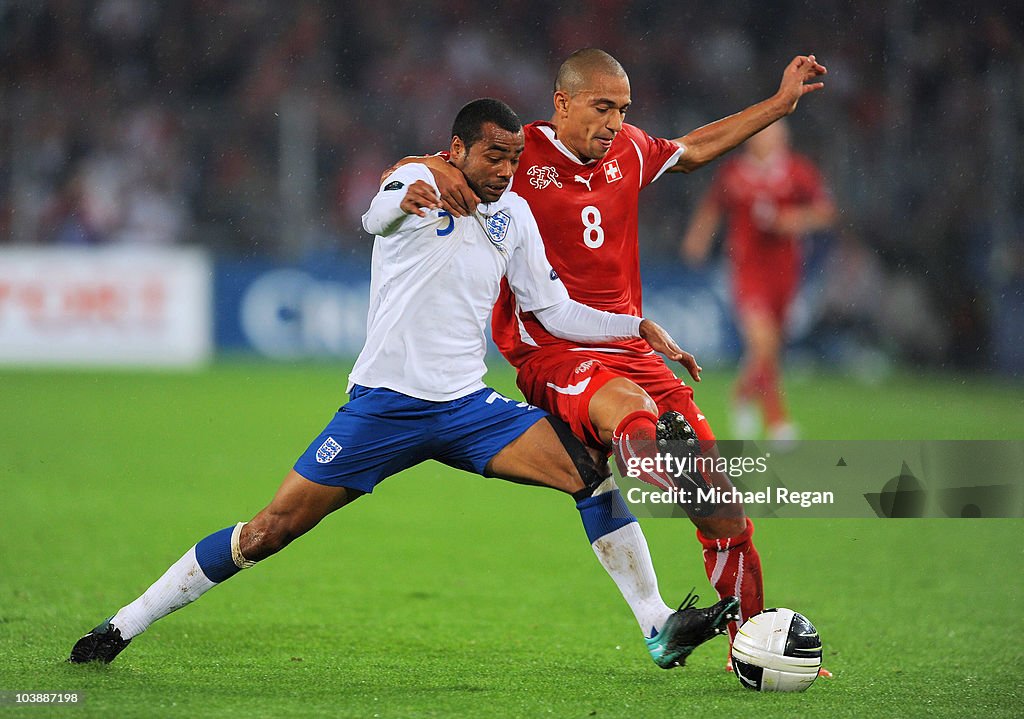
[111,546,217,639]
[592,522,674,637]
[588,479,673,637]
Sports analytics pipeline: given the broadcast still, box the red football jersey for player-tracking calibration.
[492,120,682,367]
[708,151,828,274]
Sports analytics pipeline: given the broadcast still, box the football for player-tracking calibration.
[730,608,823,692]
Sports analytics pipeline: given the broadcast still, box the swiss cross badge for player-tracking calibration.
[604,159,622,183]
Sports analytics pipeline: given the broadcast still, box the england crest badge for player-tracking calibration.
[484,211,511,247]
[316,437,343,464]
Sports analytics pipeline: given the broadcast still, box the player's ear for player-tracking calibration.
[553,90,571,117]
[450,135,466,161]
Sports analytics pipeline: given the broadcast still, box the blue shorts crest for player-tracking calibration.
[293,385,545,492]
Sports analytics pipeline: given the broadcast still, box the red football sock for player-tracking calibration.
[735,361,758,403]
[697,518,764,642]
[755,360,788,428]
[611,410,674,491]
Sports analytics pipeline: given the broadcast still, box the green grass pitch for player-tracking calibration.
[1,363,1022,718]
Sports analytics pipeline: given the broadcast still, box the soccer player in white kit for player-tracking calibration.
[69,99,737,668]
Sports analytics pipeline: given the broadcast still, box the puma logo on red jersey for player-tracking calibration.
[574,173,594,191]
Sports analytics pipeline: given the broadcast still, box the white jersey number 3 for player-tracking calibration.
[581,205,604,248]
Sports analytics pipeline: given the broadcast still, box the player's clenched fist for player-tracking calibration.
[400,180,441,217]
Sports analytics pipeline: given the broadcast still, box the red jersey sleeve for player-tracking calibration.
[621,125,683,189]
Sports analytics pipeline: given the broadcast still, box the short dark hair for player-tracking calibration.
[554,48,626,95]
[451,98,522,150]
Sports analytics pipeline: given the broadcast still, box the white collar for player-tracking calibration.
[536,125,595,167]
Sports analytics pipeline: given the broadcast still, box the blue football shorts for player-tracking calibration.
[293,384,547,492]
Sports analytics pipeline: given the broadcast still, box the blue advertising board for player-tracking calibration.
[213,254,843,366]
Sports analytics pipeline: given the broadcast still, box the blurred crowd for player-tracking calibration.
[1,0,1022,367]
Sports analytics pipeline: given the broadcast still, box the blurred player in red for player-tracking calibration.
[681,121,836,441]
[389,49,829,673]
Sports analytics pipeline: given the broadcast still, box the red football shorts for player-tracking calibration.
[514,348,716,451]
[733,262,798,325]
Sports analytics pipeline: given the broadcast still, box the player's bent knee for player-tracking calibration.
[544,416,607,499]
[693,514,748,540]
[589,378,658,443]
[605,379,658,415]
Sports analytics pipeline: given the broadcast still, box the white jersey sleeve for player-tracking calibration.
[361,164,437,237]
[533,299,642,343]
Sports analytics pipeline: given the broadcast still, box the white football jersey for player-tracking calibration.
[352,163,569,401]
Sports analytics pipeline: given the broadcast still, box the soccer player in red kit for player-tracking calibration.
[390,49,829,672]
[682,121,836,441]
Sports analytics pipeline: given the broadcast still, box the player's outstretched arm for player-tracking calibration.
[639,319,702,382]
[680,190,723,266]
[381,155,480,217]
[669,55,827,174]
[531,300,702,382]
